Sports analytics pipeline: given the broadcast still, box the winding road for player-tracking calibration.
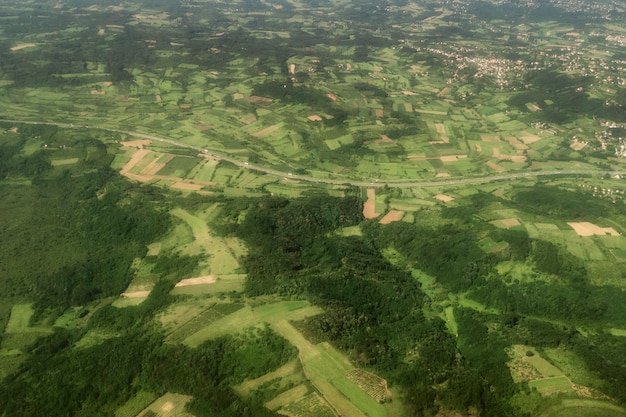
[2,118,623,188]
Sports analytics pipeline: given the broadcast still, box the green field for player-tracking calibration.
[538,399,626,417]
[4,304,34,333]
[170,207,241,275]
[182,300,323,347]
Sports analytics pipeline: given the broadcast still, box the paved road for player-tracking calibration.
[2,119,624,188]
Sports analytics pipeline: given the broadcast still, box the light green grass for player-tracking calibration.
[265,384,310,410]
[234,359,303,398]
[608,328,626,336]
[538,399,626,417]
[170,208,241,274]
[74,330,120,349]
[338,226,362,237]
[458,293,500,314]
[542,347,604,388]
[183,300,322,347]
[529,377,574,395]
[50,157,79,166]
[114,391,158,417]
[443,306,457,336]
[5,304,34,333]
[304,342,385,417]
[272,320,396,417]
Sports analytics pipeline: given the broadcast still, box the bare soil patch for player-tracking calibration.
[568,222,620,237]
[175,276,217,287]
[307,115,323,122]
[505,136,528,150]
[121,290,151,298]
[379,210,404,224]
[436,172,451,178]
[248,95,273,106]
[433,194,454,203]
[120,149,151,175]
[363,189,380,219]
[475,144,482,152]
[380,134,394,143]
[491,218,521,229]
[142,154,174,176]
[10,43,37,51]
[570,141,587,151]
[435,123,446,134]
[147,242,161,256]
[121,140,152,149]
[137,392,193,417]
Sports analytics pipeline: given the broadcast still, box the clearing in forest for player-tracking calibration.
[10,43,37,51]
[170,208,240,274]
[433,194,454,203]
[135,392,193,417]
[491,218,521,229]
[508,345,575,396]
[182,300,322,347]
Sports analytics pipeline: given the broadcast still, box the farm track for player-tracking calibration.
[2,119,625,188]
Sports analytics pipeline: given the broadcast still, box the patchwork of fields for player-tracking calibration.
[3,0,626,416]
